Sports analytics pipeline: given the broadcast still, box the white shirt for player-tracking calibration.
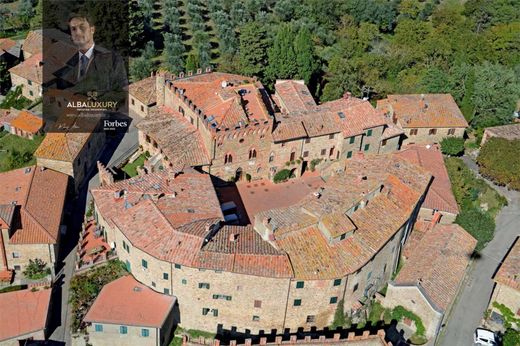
[78,44,95,78]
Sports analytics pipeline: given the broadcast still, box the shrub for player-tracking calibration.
[310,158,322,172]
[503,329,520,346]
[331,299,346,328]
[440,137,465,156]
[23,258,51,280]
[273,169,291,183]
[245,173,251,182]
[390,306,426,337]
[455,207,495,251]
[477,138,520,190]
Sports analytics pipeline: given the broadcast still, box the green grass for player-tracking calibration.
[122,153,147,177]
[169,336,183,346]
[0,131,44,172]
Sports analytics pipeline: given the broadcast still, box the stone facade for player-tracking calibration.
[130,96,151,118]
[401,127,465,146]
[383,284,443,339]
[488,283,520,330]
[1,229,57,273]
[10,73,41,100]
[86,321,173,346]
[95,202,406,334]
[0,330,46,346]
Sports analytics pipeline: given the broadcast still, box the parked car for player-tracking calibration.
[474,328,498,346]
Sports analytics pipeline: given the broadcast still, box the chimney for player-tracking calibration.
[262,217,271,226]
[229,233,238,242]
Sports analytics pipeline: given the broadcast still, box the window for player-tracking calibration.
[213,294,232,301]
[364,144,370,151]
[152,281,156,287]
[293,299,302,306]
[296,281,304,289]
[252,315,260,321]
[329,133,335,139]
[141,259,148,269]
[353,283,359,292]
[333,279,341,286]
[366,129,373,137]
[381,139,387,147]
[164,288,170,295]
[120,326,128,334]
[429,129,437,135]
[141,329,149,337]
[346,151,353,158]
[179,106,184,115]
[131,98,135,105]
[181,279,187,285]
[14,265,21,271]
[349,136,355,144]
[367,271,372,280]
[410,129,418,136]
[303,151,309,158]
[329,147,334,156]
[28,80,32,86]
[448,128,456,135]
[95,324,103,332]
[330,297,338,304]
[12,252,20,258]
[340,233,346,240]
[174,263,181,269]
[198,283,210,289]
[202,308,210,316]
[269,153,274,163]
[290,151,296,161]
[224,153,233,164]
[320,149,326,156]
[163,273,169,280]
[125,261,131,272]
[306,315,315,323]
[281,142,286,147]
[305,138,311,144]
[249,149,257,160]
[254,300,262,308]
[140,105,144,112]
[212,309,219,317]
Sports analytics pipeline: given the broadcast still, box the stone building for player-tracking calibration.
[383,223,476,342]
[377,94,468,145]
[9,53,45,100]
[0,166,68,279]
[136,71,402,182]
[84,275,177,346]
[0,288,52,345]
[395,144,459,224]
[487,236,520,331]
[129,75,157,118]
[481,123,520,145]
[90,155,431,334]
[7,109,44,139]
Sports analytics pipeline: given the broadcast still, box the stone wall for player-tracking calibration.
[1,229,56,274]
[489,283,520,329]
[401,127,465,146]
[10,73,41,100]
[383,284,443,339]
[129,96,150,118]
[0,329,46,346]
[86,323,161,346]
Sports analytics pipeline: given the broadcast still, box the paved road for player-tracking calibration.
[438,156,520,346]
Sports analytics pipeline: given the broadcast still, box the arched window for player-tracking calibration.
[224,153,233,164]
[249,149,257,160]
[290,150,296,162]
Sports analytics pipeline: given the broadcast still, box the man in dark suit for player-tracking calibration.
[54,13,127,101]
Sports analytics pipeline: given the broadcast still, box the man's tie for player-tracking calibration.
[80,54,89,77]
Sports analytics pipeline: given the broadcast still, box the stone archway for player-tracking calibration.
[235,167,243,181]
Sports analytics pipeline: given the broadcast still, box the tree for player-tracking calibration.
[503,329,520,346]
[455,207,495,251]
[23,258,51,280]
[185,52,200,72]
[130,57,153,82]
[331,299,346,328]
[294,26,319,86]
[18,0,35,29]
[266,23,298,83]
[163,33,185,74]
[128,0,146,55]
[471,62,520,128]
[237,22,269,78]
[440,137,465,156]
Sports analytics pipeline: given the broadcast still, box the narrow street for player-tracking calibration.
[438,156,520,346]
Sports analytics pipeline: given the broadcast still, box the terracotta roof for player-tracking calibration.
[0,204,15,229]
[34,129,93,162]
[0,166,68,244]
[381,123,404,140]
[0,108,18,127]
[395,144,459,215]
[484,123,520,141]
[0,288,51,342]
[137,106,210,169]
[274,80,317,113]
[378,94,468,129]
[170,72,270,129]
[9,53,44,84]
[260,155,431,279]
[494,237,520,291]
[9,110,43,134]
[129,76,157,106]
[0,38,16,55]
[22,30,43,56]
[395,223,477,311]
[84,275,176,328]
